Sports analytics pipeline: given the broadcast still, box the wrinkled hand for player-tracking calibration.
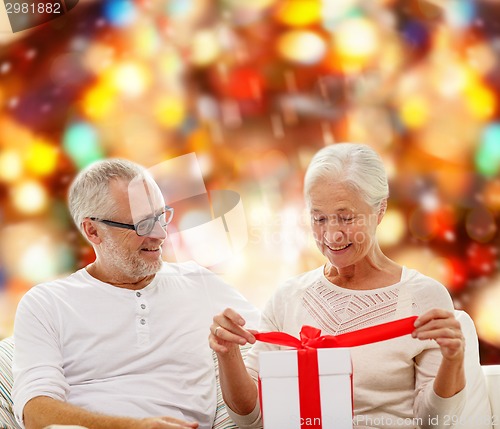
[138,416,199,429]
[209,308,257,355]
[412,309,465,361]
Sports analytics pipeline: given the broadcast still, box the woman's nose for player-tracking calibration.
[324,228,344,244]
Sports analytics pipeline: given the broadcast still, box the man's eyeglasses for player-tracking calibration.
[90,206,174,236]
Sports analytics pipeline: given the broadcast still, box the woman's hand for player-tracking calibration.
[412,308,465,361]
[209,308,257,355]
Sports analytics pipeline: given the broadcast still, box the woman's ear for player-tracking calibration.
[81,218,102,245]
[377,199,388,224]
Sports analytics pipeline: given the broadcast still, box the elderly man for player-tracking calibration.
[12,159,259,429]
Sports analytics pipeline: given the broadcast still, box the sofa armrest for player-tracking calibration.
[0,337,22,429]
[212,344,253,429]
[482,365,500,428]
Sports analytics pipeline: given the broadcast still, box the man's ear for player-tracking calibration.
[377,199,388,224]
[81,219,102,245]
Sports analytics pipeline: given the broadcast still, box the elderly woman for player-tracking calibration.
[210,143,468,429]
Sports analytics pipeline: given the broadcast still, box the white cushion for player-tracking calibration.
[455,310,493,429]
[482,365,500,428]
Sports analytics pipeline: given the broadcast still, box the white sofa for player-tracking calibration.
[1,311,498,428]
[455,310,499,428]
[483,365,500,427]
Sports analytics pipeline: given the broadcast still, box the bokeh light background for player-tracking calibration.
[1,0,500,364]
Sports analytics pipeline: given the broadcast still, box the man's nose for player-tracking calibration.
[147,220,167,239]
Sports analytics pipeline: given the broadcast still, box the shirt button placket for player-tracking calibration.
[135,290,150,345]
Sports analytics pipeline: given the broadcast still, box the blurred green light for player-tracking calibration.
[475,123,500,177]
[166,0,192,18]
[447,0,476,29]
[63,122,104,169]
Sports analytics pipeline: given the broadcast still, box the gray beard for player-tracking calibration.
[101,238,163,280]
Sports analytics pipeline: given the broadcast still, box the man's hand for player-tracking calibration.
[138,416,198,429]
[23,396,199,429]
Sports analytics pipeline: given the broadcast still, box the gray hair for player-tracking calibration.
[68,159,146,232]
[304,143,389,209]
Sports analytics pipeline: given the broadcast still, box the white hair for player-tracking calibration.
[304,143,389,209]
[68,159,146,233]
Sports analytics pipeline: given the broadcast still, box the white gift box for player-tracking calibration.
[259,348,353,429]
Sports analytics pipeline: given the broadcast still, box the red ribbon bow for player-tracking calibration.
[254,316,418,349]
[255,316,418,429]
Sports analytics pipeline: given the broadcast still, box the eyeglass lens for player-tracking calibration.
[135,209,172,236]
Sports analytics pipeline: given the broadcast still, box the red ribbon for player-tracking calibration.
[255,316,417,428]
